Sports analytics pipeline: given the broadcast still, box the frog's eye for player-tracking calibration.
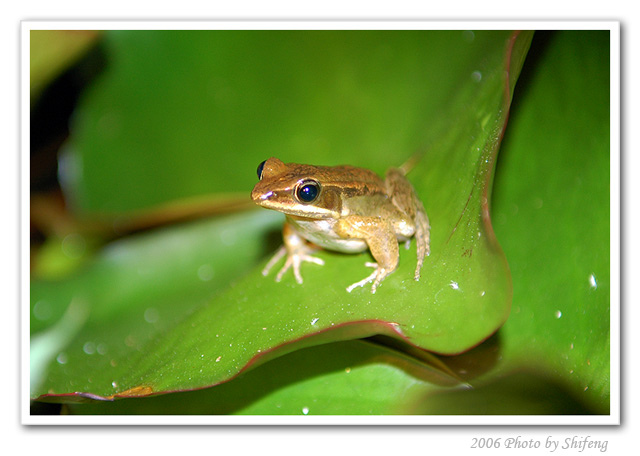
[257,160,267,180]
[296,180,320,204]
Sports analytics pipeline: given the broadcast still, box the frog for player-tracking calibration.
[251,157,430,293]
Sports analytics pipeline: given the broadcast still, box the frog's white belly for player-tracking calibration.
[289,218,367,253]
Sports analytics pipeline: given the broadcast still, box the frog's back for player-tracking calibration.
[313,164,386,196]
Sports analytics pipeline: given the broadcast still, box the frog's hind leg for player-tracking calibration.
[385,168,430,281]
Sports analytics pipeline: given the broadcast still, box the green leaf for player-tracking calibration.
[32,30,529,402]
[490,30,611,414]
[66,339,463,415]
[30,210,282,397]
[395,30,611,416]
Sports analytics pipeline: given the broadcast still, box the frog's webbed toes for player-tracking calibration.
[346,262,386,294]
[262,246,287,277]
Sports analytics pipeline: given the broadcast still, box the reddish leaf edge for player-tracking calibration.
[34,318,479,403]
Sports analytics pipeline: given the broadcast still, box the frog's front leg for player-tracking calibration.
[263,222,324,284]
[335,216,399,294]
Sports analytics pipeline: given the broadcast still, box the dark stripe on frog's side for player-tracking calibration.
[316,185,390,218]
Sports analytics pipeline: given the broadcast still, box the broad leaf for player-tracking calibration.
[489,30,611,414]
[32,30,530,402]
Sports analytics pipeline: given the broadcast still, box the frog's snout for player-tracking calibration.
[250,186,261,204]
[251,183,274,206]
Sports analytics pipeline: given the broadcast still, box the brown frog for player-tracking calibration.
[251,157,430,293]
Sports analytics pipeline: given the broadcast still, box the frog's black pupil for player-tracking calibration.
[297,182,319,203]
[257,160,266,180]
